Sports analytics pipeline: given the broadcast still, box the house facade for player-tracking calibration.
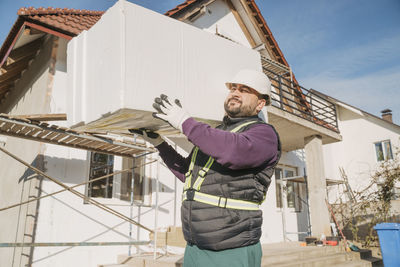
[0,1,352,266]
[317,92,400,208]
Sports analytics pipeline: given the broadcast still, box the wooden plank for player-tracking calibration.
[0,85,14,98]
[117,147,134,154]
[29,129,43,137]
[0,121,15,131]
[19,126,34,135]
[79,140,96,147]
[62,136,79,144]
[1,54,35,73]
[111,147,130,153]
[43,132,61,140]
[1,123,17,132]
[95,143,115,151]
[90,142,111,149]
[0,70,22,83]
[0,84,13,95]
[8,124,24,133]
[67,138,83,145]
[69,138,88,145]
[57,135,75,143]
[36,130,52,138]
[7,37,42,63]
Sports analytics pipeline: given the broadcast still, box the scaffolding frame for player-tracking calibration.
[0,115,165,261]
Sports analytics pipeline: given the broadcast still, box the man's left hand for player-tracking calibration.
[152,94,189,132]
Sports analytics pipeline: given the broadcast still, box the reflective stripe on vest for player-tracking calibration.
[182,120,260,210]
[182,190,259,210]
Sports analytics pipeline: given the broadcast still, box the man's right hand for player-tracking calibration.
[129,128,164,147]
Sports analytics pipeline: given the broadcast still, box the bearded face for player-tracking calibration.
[224,84,265,118]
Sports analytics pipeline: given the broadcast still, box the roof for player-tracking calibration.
[17,7,104,36]
[164,0,198,17]
[309,89,400,130]
[0,7,104,105]
[165,0,290,67]
[0,7,104,66]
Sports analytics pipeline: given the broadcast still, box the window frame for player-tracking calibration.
[275,165,303,212]
[85,152,151,206]
[374,139,393,162]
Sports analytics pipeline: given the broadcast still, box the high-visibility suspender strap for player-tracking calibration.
[184,147,199,190]
[230,120,258,133]
[183,120,261,210]
[192,156,214,190]
[190,120,258,190]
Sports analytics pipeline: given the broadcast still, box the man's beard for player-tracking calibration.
[224,97,256,118]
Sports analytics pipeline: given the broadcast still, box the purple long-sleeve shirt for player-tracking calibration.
[156,117,279,182]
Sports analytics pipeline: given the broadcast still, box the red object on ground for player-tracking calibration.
[326,240,338,246]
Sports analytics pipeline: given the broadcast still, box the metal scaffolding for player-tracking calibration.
[0,115,163,258]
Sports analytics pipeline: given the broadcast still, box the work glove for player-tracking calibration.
[128,128,164,147]
[152,94,189,132]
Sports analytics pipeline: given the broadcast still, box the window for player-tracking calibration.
[88,153,114,198]
[285,170,296,208]
[87,152,149,203]
[375,140,393,162]
[275,166,303,211]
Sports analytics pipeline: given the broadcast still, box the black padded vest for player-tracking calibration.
[181,116,281,251]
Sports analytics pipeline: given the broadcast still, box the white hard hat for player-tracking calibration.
[225,69,272,105]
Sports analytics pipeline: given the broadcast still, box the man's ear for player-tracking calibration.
[256,98,266,113]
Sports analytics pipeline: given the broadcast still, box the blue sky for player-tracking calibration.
[1,0,399,124]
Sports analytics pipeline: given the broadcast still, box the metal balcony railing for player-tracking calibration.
[262,63,339,133]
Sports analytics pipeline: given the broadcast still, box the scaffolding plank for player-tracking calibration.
[8,124,24,133]
[0,116,152,157]
[36,130,52,138]
[0,121,15,131]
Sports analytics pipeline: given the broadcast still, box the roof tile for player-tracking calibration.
[164,0,197,16]
[16,7,104,37]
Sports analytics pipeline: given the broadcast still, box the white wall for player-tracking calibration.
[0,35,54,267]
[324,105,400,202]
[190,0,252,48]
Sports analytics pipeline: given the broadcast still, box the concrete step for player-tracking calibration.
[358,249,372,259]
[117,254,183,267]
[103,242,371,267]
[263,252,359,267]
[360,257,383,267]
[324,260,372,267]
[261,245,344,265]
[350,250,383,267]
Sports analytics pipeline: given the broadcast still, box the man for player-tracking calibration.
[131,69,280,267]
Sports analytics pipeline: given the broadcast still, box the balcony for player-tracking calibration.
[261,56,342,151]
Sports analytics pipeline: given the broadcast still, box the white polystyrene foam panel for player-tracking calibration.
[67,0,262,129]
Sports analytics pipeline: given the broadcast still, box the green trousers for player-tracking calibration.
[183,242,262,267]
